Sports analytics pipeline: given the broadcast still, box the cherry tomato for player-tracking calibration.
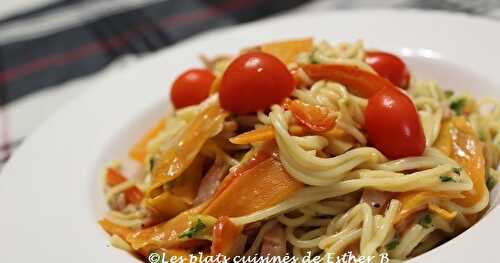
[219,52,295,113]
[364,87,425,159]
[366,51,410,88]
[170,68,215,108]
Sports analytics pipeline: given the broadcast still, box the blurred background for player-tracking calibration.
[1,0,500,168]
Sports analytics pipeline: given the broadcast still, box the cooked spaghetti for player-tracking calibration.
[98,38,499,262]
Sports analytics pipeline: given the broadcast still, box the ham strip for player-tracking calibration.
[260,222,287,257]
[360,189,393,215]
[193,155,229,205]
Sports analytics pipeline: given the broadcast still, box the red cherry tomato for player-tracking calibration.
[366,51,410,89]
[219,52,295,113]
[170,68,215,109]
[364,87,425,159]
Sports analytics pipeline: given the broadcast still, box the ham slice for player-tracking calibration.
[193,155,229,205]
[260,221,287,257]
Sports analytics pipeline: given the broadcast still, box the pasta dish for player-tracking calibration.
[98,38,499,262]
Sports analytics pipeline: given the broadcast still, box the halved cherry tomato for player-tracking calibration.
[219,52,295,113]
[366,51,410,88]
[170,68,215,108]
[301,64,396,98]
[364,88,425,159]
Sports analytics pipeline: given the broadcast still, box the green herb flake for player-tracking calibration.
[385,235,400,251]
[452,167,462,174]
[450,98,466,115]
[479,131,486,142]
[487,174,497,191]
[418,213,432,228]
[440,175,456,183]
[178,219,206,239]
[309,48,320,64]
[149,157,155,173]
[444,90,454,98]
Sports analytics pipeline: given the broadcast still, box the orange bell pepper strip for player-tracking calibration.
[229,124,345,145]
[229,124,309,145]
[100,218,193,258]
[149,101,227,194]
[260,38,314,64]
[393,191,463,224]
[127,203,209,251]
[99,218,134,241]
[106,168,144,205]
[284,99,337,132]
[301,64,397,98]
[434,117,487,207]
[394,117,486,224]
[211,216,244,257]
[129,117,167,163]
[209,76,222,94]
[428,203,457,221]
[229,126,275,145]
[146,156,204,218]
[127,144,302,254]
[127,144,302,252]
[146,191,193,220]
[202,154,303,218]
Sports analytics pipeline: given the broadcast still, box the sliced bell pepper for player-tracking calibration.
[301,64,397,98]
[146,191,192,219]
[99,218,133,241]
[127,203,209,251]
[229,123,311,145]
[229,126,275,145]
[434,117,486,207]
[147,155,204,218]
[202,153,303,218]
[127,145,302,252]
[129,117,167,163]
[428,203,457,221]
[211,216,245,257]
[149,101,227,194]
[284,99,336,132]
[394,190,463,224]
[106,168,144,205]
[260,38,314,64]
[209,76,222,94]
[393,118,485,225]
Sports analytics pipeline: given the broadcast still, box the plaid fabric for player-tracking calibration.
[1,0,500,169]
[0,0,310,105]
[0,0,310,166]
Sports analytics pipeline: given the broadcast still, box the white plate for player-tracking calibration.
[1,9,499,263]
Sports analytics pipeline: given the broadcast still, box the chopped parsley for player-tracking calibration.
[452,167,462,174]
[309,48,322,64]
[178,219,206,239]
[450,98,466,115]
[418,213,433,228]
[385,234,400,251]
[479,131,486,142]
[487,174,497,191]
[440,175,456,183]
[444,90,454,98]
[149,157,155,173]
